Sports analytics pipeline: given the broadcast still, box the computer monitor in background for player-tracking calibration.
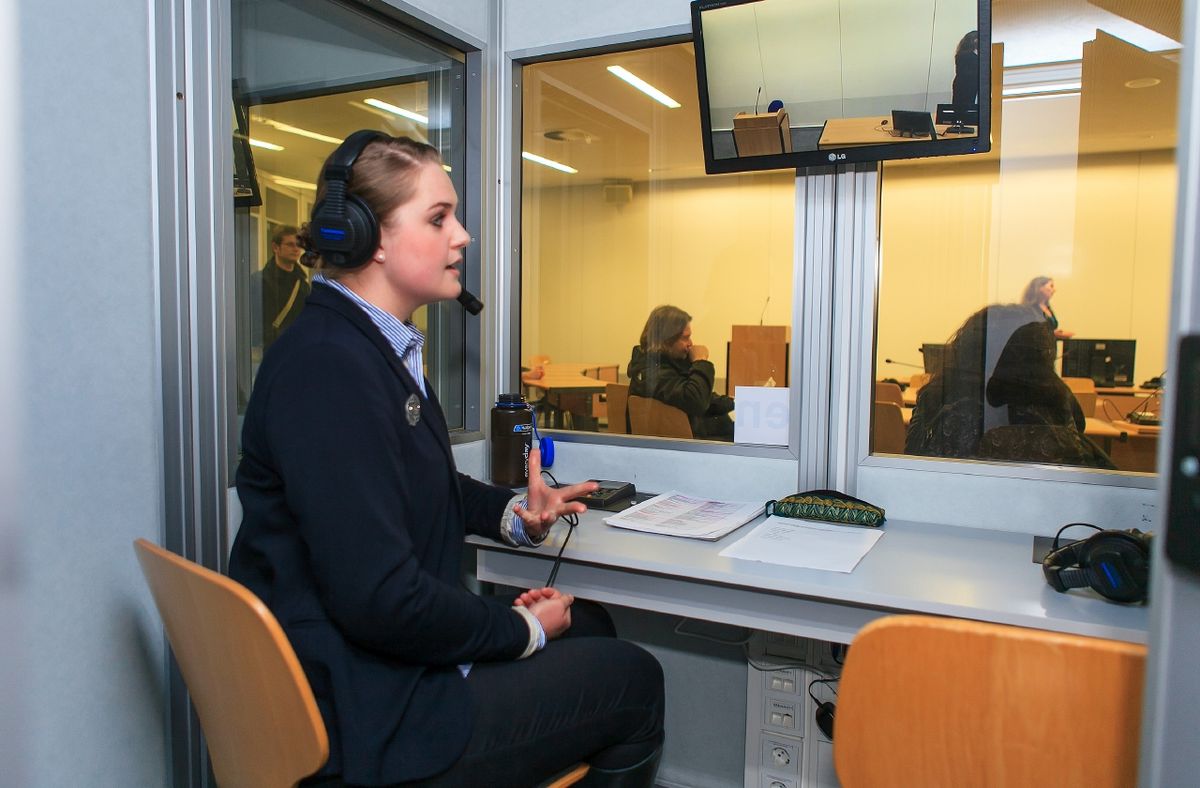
[1062,339,1137,387]
[920,343,946,376]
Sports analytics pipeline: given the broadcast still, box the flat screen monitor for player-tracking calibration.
[690,0,992,174]
[1062,339,1137,388]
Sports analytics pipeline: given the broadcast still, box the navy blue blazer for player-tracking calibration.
[230,283,526,785]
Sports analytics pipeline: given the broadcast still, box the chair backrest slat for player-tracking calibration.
[835,615,1145,788]
[134,539,328,788]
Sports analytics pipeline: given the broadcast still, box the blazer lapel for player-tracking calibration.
[308,284,456,466]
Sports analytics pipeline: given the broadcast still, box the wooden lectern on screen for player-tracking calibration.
[726,325,789,395]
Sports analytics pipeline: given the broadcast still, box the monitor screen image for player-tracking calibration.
[1061,339,1137,388]
[690,0,992,174]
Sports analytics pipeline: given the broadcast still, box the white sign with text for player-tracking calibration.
[733,386,790,446]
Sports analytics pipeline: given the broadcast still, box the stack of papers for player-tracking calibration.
[604,491,763,540]
[718,516,884,573]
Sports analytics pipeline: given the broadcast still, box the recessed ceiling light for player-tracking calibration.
[268,175,318,191]
[363,98,429,124]
[251,117,343,144]
[1001,81,1082,97]
[607,65,681,108]
[1125,77,1162,89]
[249,138,283,151]
[521,151,577,174]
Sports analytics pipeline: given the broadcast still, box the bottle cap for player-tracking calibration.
[496,393,528,407]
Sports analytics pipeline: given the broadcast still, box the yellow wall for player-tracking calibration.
[522,172,796,380]
[523,104,1175,392]
[877,93,1175,386]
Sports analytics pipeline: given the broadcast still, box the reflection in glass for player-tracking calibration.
[231,0,467,428]
[521,43,795,442]
[873,0,1181,475]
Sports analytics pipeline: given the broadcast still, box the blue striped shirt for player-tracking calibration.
[315,275,426,396]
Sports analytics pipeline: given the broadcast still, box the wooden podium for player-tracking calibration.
[732,109,792,157]
[726,325,789,394]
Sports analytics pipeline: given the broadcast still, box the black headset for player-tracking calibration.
[306,129,484,315]
[1042,523,1152,604]
[308,129,387,269]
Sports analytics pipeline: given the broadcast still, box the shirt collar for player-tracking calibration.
[314,275,425,359]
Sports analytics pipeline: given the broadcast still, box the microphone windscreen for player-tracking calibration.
[767,99,784,113]
[456,289,484,315]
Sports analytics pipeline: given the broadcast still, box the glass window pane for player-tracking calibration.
[231,0,468,428]
[873,0,1180,474]
[521,43,795,443]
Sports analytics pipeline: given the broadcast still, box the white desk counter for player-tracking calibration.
[468,513,1148,645]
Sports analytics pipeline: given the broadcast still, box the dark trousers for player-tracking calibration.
[398,600,665,787]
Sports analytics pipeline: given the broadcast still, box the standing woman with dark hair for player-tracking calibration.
[230,133,664,787]
[627,304,735,440]
[951,30,980,108]
[1021,275,1074,339]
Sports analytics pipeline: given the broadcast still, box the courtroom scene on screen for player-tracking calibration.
[871,0,1179,476]
[692,0,989,172]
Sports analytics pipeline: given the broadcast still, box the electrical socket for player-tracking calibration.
[761,774,798,788]
[760,735,801,775]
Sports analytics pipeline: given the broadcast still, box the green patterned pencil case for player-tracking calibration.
[765,489,886,527]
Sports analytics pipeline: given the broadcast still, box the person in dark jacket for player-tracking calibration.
[627,305,735,440]
[952,30,980,109]
[253,224,311,350]
[906,304,1113,469]
[230,133,664,787]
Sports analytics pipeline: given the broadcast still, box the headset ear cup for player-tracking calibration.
[1083,533,1150,603]
[1042,541,1084,591]
[539,435,554,468]
[342,193,380,267]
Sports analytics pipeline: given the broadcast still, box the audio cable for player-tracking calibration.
[538,468,579,588]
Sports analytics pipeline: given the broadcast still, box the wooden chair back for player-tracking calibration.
[133,539,328,788]
[909,372,931,391]
[835,615,1146,788]
[1063,376,1098,418]
[872,401,906,454]
[874,381,904,408]
[628,395,693,438]
[606,383,630,434]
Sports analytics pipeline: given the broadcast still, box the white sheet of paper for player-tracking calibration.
[718,516,884,573]
[733,386,790,446]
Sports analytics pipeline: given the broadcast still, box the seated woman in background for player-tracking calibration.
[1021,276,1073,339]
[982,319,1115,468]
[907,304,1113,469]
[627,305,735,441]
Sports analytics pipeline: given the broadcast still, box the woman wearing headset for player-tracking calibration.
[229,133,664,787]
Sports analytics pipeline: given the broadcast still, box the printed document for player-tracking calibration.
[718,516,884,572]
[603,491,763,540]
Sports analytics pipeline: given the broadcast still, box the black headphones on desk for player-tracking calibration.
[1042,523,1152,604]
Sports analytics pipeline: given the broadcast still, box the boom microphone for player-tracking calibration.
[457,288,484,315]
[884,358,923,369]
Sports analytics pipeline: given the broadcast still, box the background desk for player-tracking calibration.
[819,117,977,148]
[521,362,612,429]
[469,512,1147,645]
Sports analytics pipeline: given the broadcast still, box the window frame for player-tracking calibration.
[507,35,809,464]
